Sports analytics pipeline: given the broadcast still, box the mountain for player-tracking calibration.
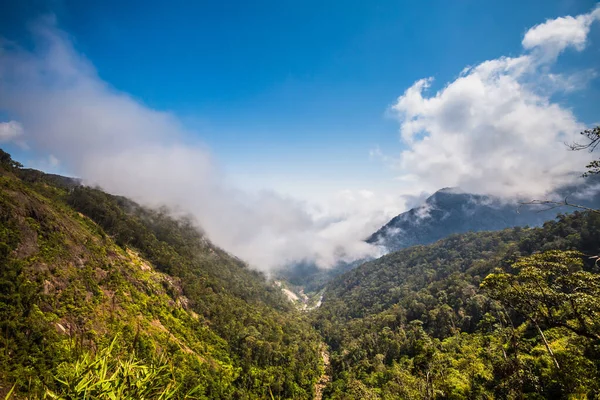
[0,149,322,399]
[280,183,600,295]
[315,211,600,399]
[4,146,600,399]
[367,183,600,253]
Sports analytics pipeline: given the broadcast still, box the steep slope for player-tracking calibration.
[0,150,322,399]
[315,211,600,399]
[368,184,600,253]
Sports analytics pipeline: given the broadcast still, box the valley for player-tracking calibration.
[277,181,600,304]
[2,3,600,398]
[2,148,600,399]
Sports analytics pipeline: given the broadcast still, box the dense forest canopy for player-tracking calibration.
[314,211,600,399]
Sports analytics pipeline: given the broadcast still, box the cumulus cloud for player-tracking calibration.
[0,17,400,272]
[522,5,600,59]
[391,5,599,199]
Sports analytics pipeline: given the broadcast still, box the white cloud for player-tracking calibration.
[0,120,24,143]
[522,5,600,60]
[544,69,598,93]
[0,17,400,272]
[390,5,599,199]
[26,154,62,173]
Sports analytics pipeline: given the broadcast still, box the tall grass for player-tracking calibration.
[44,337,203,400]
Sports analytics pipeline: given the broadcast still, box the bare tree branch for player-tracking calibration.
[568,126,600,153]
[518,198,600,215]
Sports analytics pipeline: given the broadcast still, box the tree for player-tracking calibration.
[0,148,23,169]
[569,126,600,176]
[481,250,600,346]
[519,126,600,213]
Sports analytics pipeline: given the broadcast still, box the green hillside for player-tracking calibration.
[0,150,322,399]
[315,211,600,399]
[3,146,600,400]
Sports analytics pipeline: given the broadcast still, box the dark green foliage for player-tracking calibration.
[65,186,286,309]
[0,149,22,170]
[62,186,323,398]
[482,250,600,341]
[316,212,600,399]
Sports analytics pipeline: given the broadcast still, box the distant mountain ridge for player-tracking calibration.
[367,180,600,253]
[278,180,600,293]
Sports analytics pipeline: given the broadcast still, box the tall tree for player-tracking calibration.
[482,250,600,345]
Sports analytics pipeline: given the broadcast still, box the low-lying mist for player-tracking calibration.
[0,17,395,272]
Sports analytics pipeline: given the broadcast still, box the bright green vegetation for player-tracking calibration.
[315,212,600,399]
[44,336,192,399]
[0,150,322,399]
[3,146,600,399]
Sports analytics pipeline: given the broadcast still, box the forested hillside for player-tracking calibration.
[368,184,600,253]
[315,211,600,398]
[3,143,600,400]
[0,150,322,399]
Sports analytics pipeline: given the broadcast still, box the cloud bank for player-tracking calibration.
[391,5,599,199]
[0,17,395,272]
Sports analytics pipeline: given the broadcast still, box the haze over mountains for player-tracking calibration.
[277,178,600,294]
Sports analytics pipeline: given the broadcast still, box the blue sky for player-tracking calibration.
[0,1,599,269]
[2,0,598,200]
